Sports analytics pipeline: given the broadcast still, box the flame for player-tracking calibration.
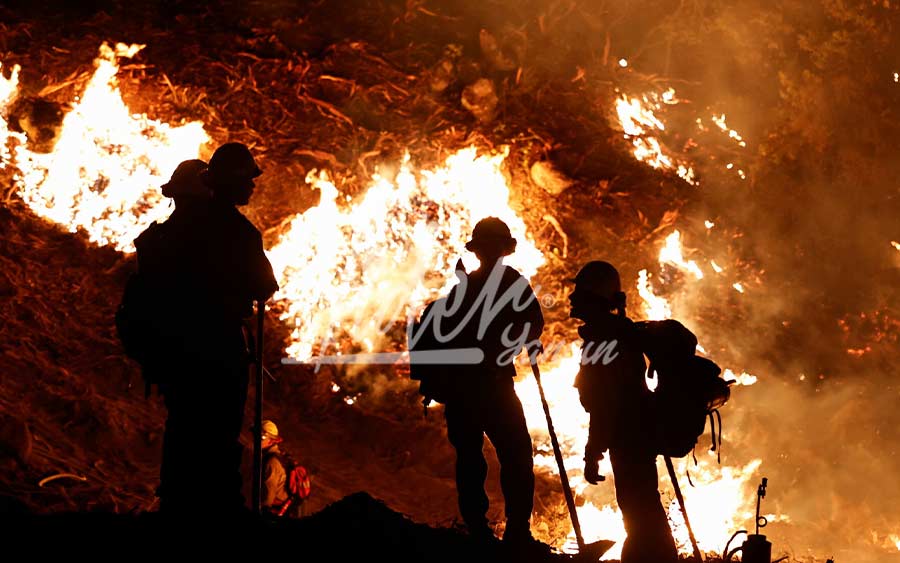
[660,230,704,279]
[0,62,22,165]
[517,344,590,477]
[515,345,628,558]
[666,458,765,553]
[0,63,19,102]
[269,147,545,361]
[564,503,627,557]
[723,369,758,387]
[1,43,208,252]
[892,534,900,550]
[637,269,672,320]
[614,90,696,185]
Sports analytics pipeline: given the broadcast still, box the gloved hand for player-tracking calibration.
[584,457,606,485]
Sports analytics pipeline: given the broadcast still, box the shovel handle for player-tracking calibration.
[252,300,266,515]
[665,455,703,561]
[531,360,586,552]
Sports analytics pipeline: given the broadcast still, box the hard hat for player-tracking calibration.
[161,159,209,199]
[570,261,622,298]
[206,142,262,184]
[261,419,279,440]
[465,216,517,256]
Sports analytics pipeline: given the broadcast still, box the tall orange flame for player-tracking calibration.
[2,43,207,251]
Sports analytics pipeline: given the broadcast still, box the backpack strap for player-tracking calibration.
[715,409,723,460]
[709,409,724,464]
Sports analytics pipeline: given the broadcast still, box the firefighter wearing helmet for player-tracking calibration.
[411,217,546,551]
[260,420,310,518]
[133,142,278,518]
[570,261,677,563]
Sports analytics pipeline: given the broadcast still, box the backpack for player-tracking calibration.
[634,320,732,460]
[271,450,311,502]
[115,270,172,395]
[408,298,462,408]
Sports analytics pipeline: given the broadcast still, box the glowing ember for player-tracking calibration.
[660,230,704,279]
[711,113,747,147]
[894,72,899,83]
[711,260,724,273]
[891,241,900,252]
[705,220,715,229]
[268,147,544,361]
[618,58,628,68]
[732,282,745,293]
[892,534,900,550]
[614,90,696,185]
[1,43,208,252]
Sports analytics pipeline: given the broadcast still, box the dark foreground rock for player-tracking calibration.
[1,491,596,562]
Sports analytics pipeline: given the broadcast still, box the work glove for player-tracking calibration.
[583,455,606,485]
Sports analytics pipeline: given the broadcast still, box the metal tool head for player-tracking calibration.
[569,540,616,561]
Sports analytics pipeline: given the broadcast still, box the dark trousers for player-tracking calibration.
[609,447,678,563]
[158,355,249,516]
[444,379,535,532]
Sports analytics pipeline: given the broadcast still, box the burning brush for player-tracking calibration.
[6,96,67,153]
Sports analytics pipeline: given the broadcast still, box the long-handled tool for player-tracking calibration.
[530,359,612,560]
[251,300,266,515]
[664,455,703,561]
